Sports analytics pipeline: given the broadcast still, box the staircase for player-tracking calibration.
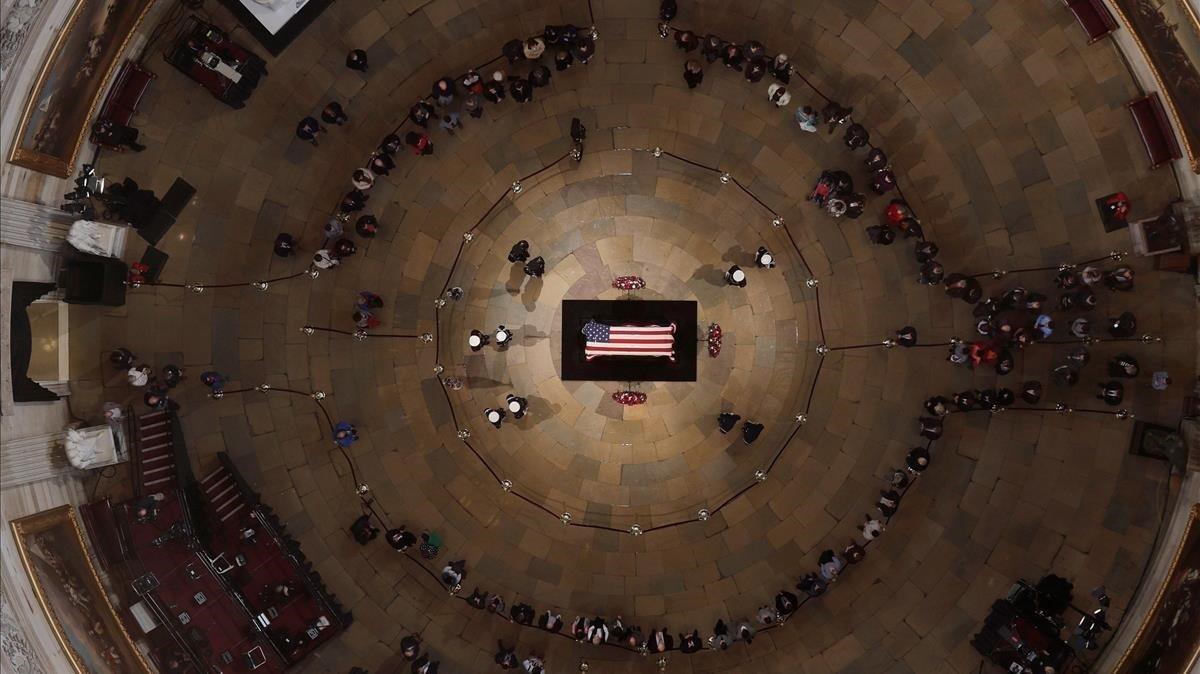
[135,411,176,492]
[200,463,247,524]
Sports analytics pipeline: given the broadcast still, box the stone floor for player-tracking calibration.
[74,0,1196,672]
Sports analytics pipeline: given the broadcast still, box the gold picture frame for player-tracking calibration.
[1108,0,1200,173]
[6,0,156,178]
[9,505,152,674]
[1113,503,1200,673]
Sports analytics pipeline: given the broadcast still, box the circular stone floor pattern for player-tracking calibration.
[82,0,1192,672]
[443,158,819,528]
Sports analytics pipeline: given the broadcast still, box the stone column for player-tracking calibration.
[0,198,71,252]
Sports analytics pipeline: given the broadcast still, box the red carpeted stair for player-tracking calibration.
[200,463,247,524]
[136,411,177,492]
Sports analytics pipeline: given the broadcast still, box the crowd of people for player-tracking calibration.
[657,3,1166,404]
[286,25,596,306]
[373,403,921,667]
[940,265,1154,404]
[109,348,200,411]
[287,3,1178,672]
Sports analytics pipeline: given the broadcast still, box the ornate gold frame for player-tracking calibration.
[9,505,152,674]
[1107,0,1200,173]
[1178,0,1200,42]
[6,0,156,178]
[1113,503,1200,673]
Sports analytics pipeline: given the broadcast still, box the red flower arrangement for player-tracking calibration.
[612,276,646,291]
[707,323,722,358]
[612,391,647,406]
[126,262,150,287]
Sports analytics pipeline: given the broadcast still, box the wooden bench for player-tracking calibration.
[90,60,156,150]
[1063,0,1118,43]
[1127,93,1183,169]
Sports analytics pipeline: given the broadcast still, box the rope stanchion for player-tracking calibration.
[210,384,388,529]
[128,269,316,292]
[967,251,1127,280]
[301,325,422,340]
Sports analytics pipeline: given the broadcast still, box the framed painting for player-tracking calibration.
[7,0,155,178]
[1114,503,1200,673]
[9,505,151,674]
[1109,0,1200,173]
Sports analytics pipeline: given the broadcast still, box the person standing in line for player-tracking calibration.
[432,77,455,106]
[93,119,146,151]
[312,249,339,270]
[866,224,895,245]
[387,526,417,551]
[321,101,348,125]
[199,371,226,394]
[709,619,731,650]
[742,420,764,444]
[522,36,546,60]
[573,37,596,64]
[439,113,462,135]
[274,232,297,257]
[333,237,358,259]
[128,364,152,387]
[334,421,358,447]
[1096,380,1124,406]
[508,240,531,263]
[400,633,422,660]
[683,59,704,89]
[464,92,484,118]
[795,105,819,132]
[296,116,325,145]
[506,394,528,419]
[767,83,790,107]
[409,101,434,127]
[356,215,378,238]
[529,64,551,88]
[484,407,506,428]
[510,77,533,103]
[554,48,573,70]
[700,34,722,62]
[406,131,433,156]
[523,256,546,277]
[346,49,368,71]
[771,54,791,82]
[350,513,378,544]
[110,348,136,370]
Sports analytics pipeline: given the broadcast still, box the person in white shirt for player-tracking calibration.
[521,655,544,674]
[767,83,791,107]
[351,168,375,191]
[506,394,528,418]
[522,37,545,60]
[586,617,609,644]
[127,365,151,387]
[312,249,338,269]
[860,515,885,541]
[484,408,506,428]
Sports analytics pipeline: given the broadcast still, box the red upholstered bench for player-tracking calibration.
[1127,93,1183,169]
[90,60,156,150]
[1063,0,1118,43]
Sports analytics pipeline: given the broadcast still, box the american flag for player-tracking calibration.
[582,321,676,360]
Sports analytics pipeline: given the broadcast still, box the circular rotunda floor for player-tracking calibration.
[80,0,1194,672]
